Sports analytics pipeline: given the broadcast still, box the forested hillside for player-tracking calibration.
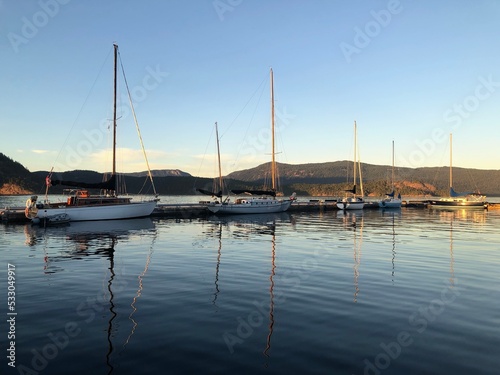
[1,153,498,196]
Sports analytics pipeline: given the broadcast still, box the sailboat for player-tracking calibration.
[207,69,295,214]
[378,140,402,208]
[336,121,365,210]
[429,134,486,209]
[25,44,158,222]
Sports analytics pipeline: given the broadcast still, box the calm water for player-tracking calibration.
[1,196,499,375]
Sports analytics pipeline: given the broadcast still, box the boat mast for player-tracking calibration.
[270,68,276,191]
[449,133,453,189]
[353,121,357,193]
[392,140,395,190]
[112,44,118,188]
[215,122,223,193]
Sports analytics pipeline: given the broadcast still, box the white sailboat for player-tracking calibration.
[336,121,365,210]
[429,134,486,209]
[378,140,402,208]
[25,44,158,222]
[207,69,295,215]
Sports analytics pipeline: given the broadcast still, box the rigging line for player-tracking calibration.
[218,74,268,140]
[51,47,113,171]
[431,144,449,191]
[193,123,216,189]
[117,50,157,196]
[232,74,268,169]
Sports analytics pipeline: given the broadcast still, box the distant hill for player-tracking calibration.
[226,161,500,196]
[0,152,37,194]
[31,169,197,195]
[123,169,192,178]
[1,152,499,196]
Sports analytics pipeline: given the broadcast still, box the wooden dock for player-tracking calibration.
[1,207,29,223]
[152,199,428,218]
[2,199,495,223]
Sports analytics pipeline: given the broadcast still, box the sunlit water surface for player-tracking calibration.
[1,196,499,375]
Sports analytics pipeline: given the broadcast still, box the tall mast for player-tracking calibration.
[392,140,395,189]
[215,122,223,193]
[353,121,357,190]
[449,133,453,189]
[112,44,118,178]
[270,68,276,190]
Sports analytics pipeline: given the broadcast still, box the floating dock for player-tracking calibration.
[152,199,428,218]
[2,200,496,223]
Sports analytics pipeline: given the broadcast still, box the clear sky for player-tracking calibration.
[1,0,499,178]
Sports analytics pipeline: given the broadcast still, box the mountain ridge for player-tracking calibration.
[1,152,498,196]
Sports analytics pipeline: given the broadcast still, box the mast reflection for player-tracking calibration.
[435,208,487,287]
[123,234,156,348]
[106,238,116,375]
[24,218,155,375]
[263,225,276,359]
[212,223,222,307]
[339,210,364,303]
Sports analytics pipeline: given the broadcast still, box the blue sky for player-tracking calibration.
[1,0,499,177]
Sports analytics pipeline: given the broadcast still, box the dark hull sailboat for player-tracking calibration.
[429,134,486,210]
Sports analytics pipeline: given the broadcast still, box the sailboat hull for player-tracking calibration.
[378,198,402,208]
[429,199,486,209]
[35,201,157,221]
[208,198,292,214]
[336,198,365,210]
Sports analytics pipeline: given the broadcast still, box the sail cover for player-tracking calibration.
[197,188,222,198]
[50,174,116,191]
[449,187,470,197]
[344,185,357,194]
[231,189,277,197]
[385,190,395,198]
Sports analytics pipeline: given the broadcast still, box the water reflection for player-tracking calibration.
[434,208,488,286]
[434,207,487,223]
[212,223,222,307]
[339,211,364,303]
[23,218,156,375]
[206,214,285,363]
[263,226,276,360]
[123,231,156,348]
